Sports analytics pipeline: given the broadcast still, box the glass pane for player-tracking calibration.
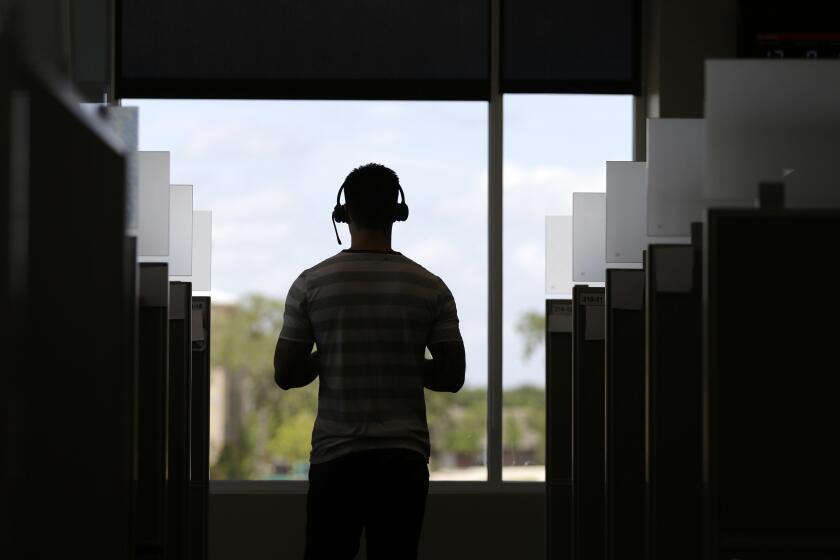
[646,118,705,237]
[705,60,840,209]
[168,185,193,276]
[137,151,170,257]
[503,95,632,481]
[129,99,488,481]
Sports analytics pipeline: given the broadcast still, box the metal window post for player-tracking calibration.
[487,0,503,485]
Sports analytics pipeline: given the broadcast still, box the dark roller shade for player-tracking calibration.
[502,0,639,94]
[117,0,489,100]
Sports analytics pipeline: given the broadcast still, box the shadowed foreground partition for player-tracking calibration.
[546,299,573,559]
[646,241,702,560]
[605,268,646,560]
[573,285,606,560]
[705,208,840,559]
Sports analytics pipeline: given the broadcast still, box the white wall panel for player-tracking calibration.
[137,151,170,256]
[646,119,705,236]
[546,216,572,296]
[168,185,193,276]
[172,211,212,292]
[705,60,840,209]
[607,161,688,264]
[574,192,638,284]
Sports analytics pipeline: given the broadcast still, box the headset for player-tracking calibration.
[331,182,409,244]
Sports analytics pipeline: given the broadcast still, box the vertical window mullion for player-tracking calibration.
[487,0,503,485]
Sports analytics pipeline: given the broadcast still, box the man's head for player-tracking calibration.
[341,163,402,232]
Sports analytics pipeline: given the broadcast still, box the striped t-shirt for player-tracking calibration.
[278,250,462,464]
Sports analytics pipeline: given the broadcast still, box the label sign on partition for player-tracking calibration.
[548,302,573,333]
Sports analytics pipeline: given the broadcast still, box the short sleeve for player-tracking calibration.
[428,277,463,344]
[278,272,316,344]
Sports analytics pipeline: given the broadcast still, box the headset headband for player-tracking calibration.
[331,183,408,245]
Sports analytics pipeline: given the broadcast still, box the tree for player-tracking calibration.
[515,310,545,361]
[267,410,316,466]
[211,294,291,479]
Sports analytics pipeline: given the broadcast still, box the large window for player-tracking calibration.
[128,94,633,485]
[128,99,488,481]
[502,95,633,481]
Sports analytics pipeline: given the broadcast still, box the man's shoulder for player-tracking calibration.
[395,254,452,294]
[299,251,447,289]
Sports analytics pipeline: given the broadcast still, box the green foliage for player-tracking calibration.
[426,388,487,457]
[211,294,284,379]
[210,295,548,479]
[515,310,545,361]
[268,410,316,465]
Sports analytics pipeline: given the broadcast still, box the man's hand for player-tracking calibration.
[274,338,319,390]
[422,341,466,393]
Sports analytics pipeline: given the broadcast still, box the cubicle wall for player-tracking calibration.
[190,297,212,560]
[545,299,574,560]
[605,268,646,560]
[24,64,133,559]
[704,209,840,559]
[137,263,170,558]
[646,241,703,560]
[168,281,193,560]
[572,286,606,560]
[0,40,19,558]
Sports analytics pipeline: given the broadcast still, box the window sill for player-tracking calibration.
[209,480,546,495]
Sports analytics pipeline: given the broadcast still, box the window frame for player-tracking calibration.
[117,0,640,494]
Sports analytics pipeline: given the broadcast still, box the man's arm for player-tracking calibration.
[274,338,319,390]
[422,341,466,393]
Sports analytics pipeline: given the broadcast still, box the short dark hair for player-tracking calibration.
[342,163,400,231]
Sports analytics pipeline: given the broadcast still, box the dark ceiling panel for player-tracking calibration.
[502,0,639,94]
[118,0,489,100]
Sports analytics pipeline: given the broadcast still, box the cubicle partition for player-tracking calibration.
[168,281,193,560]
[0,41,20,557]
[704,209,840,559]
[190,296,212,560]
[545,299,574,560]
[605,268,646,560]
[25,64,133,558]
[572,285,606,560]
[137,263,170,558]
[646,240,703,560]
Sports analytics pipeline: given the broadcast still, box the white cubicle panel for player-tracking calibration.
[573,193,639,283]
[705,60,840,208]
[171,211,212,291]
[607,161,689,263]
[646,119,706,236]
[137,151,170,256]
[606,161,646,263]
[105,107,139,233]
[546,216,573,296]
[168,185,193,276]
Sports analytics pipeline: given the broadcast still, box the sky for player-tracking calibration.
[126,95,632,388]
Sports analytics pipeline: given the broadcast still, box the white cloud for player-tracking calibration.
[402,237,458,269]
[504,161,605,218]
[513,242,544,279]
[181,122,298,161]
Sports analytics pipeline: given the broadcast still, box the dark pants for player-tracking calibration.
[304,448,430,560]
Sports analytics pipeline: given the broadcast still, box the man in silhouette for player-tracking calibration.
[274,163,466,560]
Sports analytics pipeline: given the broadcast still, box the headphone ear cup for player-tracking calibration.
[333,204,347,223]
[394,202,409,222]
